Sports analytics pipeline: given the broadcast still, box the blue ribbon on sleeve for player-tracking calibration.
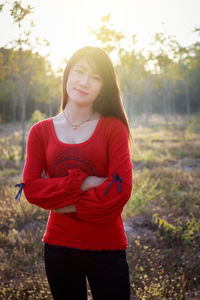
[104,173,122,196]
[15,183,24,202]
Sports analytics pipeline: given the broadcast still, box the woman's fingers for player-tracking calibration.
[53,205,76,214]
[81,176,108,191]
[93,176,107,187]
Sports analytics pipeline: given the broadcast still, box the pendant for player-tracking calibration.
[72,126,77,130]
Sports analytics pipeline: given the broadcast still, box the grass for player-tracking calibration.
[124,113,200,299]
[0,113,200,299]
[0,177,50,299]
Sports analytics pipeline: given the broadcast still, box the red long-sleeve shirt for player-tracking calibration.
[23,115,133,250]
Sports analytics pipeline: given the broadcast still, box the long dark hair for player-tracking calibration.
[61,46,132,147]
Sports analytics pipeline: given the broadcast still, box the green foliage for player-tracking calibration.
[153,214,200,245]
[30,110,46,125]
[10,1,33,25]
[88,13,124,55]
[0,47,61,123]
[1,20,200,122]
[89,16,200,118]
[125,169,162,215]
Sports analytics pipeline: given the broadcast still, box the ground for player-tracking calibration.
[0,114,200,299]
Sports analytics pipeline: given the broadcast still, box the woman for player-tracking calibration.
[22,46,133,300]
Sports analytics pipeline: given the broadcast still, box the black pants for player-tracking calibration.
[44,243,130,300]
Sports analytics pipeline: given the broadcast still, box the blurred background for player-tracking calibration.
[0,1,200,299]
[1,0,200,128]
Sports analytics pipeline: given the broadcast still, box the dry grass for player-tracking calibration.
[124,113,200,299]
[0,114,200,299]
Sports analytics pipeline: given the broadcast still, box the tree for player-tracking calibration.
[183,28,200,114]
[116,45,149,122]
[147,32,182,121]
[88,13,124,56]
[10,1,34,161]
[0,1,49,162]
[0,47,61,123]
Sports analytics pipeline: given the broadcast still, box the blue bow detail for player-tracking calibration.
[15,183,24,202]
[104,173,122,196]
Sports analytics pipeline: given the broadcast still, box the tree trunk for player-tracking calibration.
[19,47,26,162]
[3,100,6,123]
[144,79,153,124]
[11,86,17,122]
[49,100,53,117]
[185,81,191,115]
[162,92,168,124]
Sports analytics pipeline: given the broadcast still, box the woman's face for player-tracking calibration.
[66,58,103,107]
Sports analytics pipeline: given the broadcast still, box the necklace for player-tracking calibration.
[63,108,95,130]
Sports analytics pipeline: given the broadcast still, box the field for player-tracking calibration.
[0,114,200,299]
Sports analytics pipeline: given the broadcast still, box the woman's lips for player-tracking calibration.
[74,88,88,95]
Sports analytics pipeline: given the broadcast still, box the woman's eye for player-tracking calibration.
[92,75,101,81]
[74,69,83,74]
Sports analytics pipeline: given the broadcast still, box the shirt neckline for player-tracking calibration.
[49,115,103,147]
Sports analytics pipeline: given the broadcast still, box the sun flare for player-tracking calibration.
[0,0,200,71]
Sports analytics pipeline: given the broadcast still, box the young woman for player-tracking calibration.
[22,46,133,300]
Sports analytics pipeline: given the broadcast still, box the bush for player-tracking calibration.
[30,110,46,125]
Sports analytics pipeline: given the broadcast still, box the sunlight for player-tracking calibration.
[33,0,200,70]
[1,0,200,71]
[33,0,106,70]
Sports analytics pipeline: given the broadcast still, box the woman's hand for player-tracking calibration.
[81,176,107,191]
[53,204,76,214]
[53,176,107,214]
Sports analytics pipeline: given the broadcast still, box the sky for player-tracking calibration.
[0,0,200,70]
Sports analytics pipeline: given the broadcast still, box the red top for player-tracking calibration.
[23,115,133,250]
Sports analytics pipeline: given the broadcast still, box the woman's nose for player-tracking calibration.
[80,75,90,86]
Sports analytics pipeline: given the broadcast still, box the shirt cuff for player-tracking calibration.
[60,168,88,195]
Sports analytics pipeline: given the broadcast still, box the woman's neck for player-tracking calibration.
[64,102,95,123]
